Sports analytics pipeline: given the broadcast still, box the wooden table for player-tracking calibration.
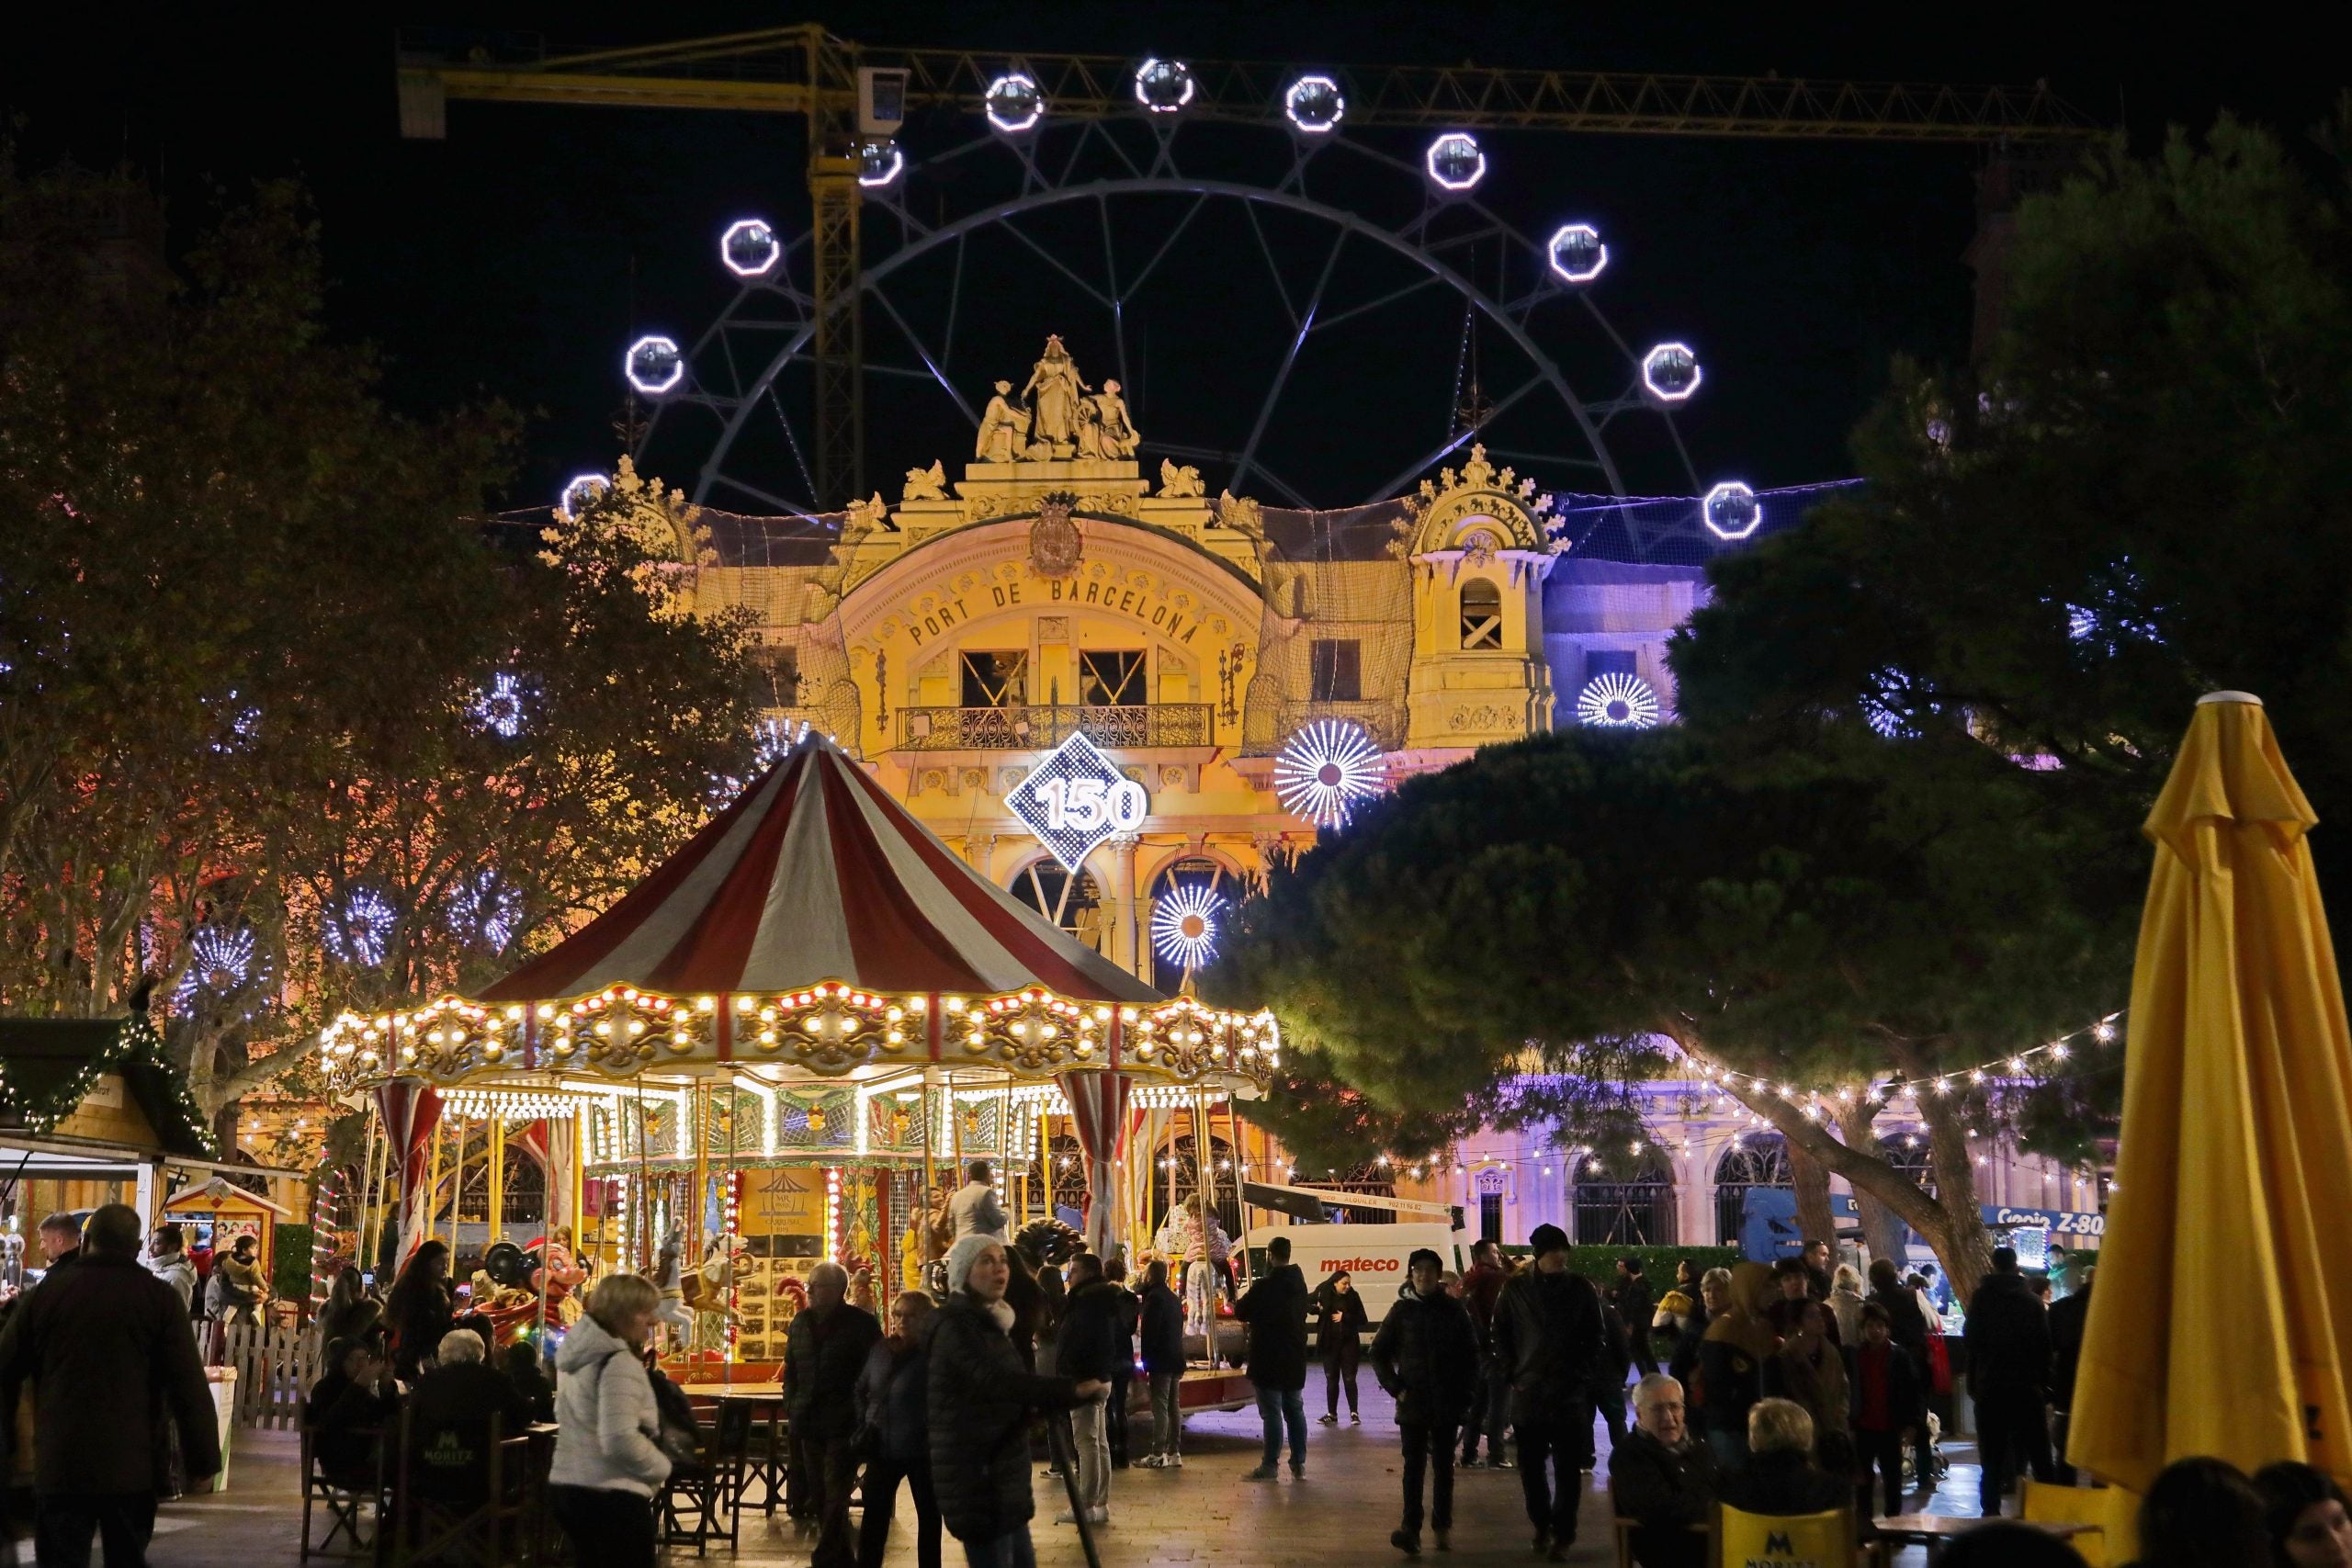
[680,1382,789,1516]
[1875,1515,2097,1562]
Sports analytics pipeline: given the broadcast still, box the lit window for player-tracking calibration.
[960,651,1027,708]
[1079,649,1146,706]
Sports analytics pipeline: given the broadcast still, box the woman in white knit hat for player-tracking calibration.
[926,1235,1108,1567]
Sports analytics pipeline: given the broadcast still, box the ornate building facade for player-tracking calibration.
[586,340,2089,1260]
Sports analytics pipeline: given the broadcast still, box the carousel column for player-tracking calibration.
[488,1120,504,1246]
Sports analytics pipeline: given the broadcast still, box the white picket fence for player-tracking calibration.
[215,1321,322,1429]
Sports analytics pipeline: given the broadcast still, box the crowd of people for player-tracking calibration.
[7,1191,2350,1568]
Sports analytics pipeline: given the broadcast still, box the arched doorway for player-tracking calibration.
[1007,858,1105,953]
[1713,1133,1793,1247]
[1573,1144,1679,1246]
[1144,1129,1242,1242]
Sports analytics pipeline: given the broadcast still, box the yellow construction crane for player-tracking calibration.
[396,24,2095,505]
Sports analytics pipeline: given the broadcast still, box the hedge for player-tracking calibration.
[273,1222,313,1305]
[1496,1243,1740,1291]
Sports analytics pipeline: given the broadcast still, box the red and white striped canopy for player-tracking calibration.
[481,731,1161,1008]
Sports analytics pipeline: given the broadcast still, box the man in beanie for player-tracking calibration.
[1493,1223,1606,1562]
[1372,1248,1480,1555]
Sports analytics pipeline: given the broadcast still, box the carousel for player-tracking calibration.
[321,729,1277,1375]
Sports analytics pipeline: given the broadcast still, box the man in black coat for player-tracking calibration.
[785,1261,884,1568]
[1493,1224,1606,1562]
[1608,1374,1719,1568]
[1371,1249,1481,1556]
[2046,1261,2094,1483]
[1961,1247,2054,1517]
[0,1203,221,1567]
[1233,1233,1310,1481]
[1612,1257,1658,1376]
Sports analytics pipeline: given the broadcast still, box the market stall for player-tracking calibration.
[322,730,1279,1371]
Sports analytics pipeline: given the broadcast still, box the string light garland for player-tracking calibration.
[1688,1010,2127,1119]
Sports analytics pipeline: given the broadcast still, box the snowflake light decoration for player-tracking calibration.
[707,716,814,806]
[209,691,261,754]
[1151,884,1224,971]
[174,924,265,1012]
[323,887,398,968]
[469,672,531,739]
[1576,672,1660,728]
[449,869,524,952]
[1274,720,1385,829]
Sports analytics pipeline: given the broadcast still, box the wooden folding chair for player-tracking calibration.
[387,1407,532,1568]
[298,1423,382,1559]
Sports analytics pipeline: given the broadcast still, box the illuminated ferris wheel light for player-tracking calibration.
[1640,342,1702,402]
[719,219,781,277]
[1284,74,1345,132]
[1274,719,1385,828]
[625,335,684,396]
[857,140,905,188]
[1576,672,1661,728]
[1548,224,1608,284]
[1151,884,1224,970]
[1702,480,1762,541]
[1135,59,1196,113]
[559,472,608,517]
[985,73,1045,132]
[1425,132,1487,191]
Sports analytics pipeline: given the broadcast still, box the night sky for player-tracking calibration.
[8,6,2341,513]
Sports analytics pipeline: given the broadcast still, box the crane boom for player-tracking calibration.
[393,25,2096,507]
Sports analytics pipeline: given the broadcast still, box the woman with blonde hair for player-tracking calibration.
[550,1273,673,1568]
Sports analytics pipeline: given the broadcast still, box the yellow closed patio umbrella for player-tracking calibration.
[2070,692,2352,1490]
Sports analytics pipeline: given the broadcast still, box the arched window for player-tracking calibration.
[1008,859,1103,952]
[1146,855,1236,992]
[1573,1144,1678,1246]
[1459,578,1502,649]
[1144,1129,1242,1240]
[1877,1128,1936,1196]
[1713,1132,1794,1246]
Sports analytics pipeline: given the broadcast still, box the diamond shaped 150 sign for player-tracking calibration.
[1006,732,1149,873]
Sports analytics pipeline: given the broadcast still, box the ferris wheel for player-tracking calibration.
[622,68,1713,515]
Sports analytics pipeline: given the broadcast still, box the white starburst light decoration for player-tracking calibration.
[1576,672,1660,728]
[449,869,525,952]
[470,671,530,739]
[174,923,265,1012]
[323,887,398,968]
[1151,884,1224,970]
[1274,719,1385,829]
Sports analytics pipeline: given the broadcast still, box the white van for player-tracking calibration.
[1243,1181,1474,1325]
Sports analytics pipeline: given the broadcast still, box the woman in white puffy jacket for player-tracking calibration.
[550,1273,674,1567]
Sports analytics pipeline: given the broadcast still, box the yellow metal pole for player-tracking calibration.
[424,1112,446,1248]
[488,1120,505,1246]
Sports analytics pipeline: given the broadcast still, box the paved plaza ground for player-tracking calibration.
[145,1387,1992,1568]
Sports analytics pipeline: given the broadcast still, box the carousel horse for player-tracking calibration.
[683,1233,755,1349]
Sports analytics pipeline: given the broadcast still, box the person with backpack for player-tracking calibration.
[549,1274,675,1568]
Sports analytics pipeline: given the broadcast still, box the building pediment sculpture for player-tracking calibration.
[1159,459,1205,498]
[1403,442,1561,558]
[903,459,948,502]
[975,336,1144,463]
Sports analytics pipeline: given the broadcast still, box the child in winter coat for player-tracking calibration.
[1849,1302,1927,1518]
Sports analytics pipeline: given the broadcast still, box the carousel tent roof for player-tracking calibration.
[483,730,1162,1008]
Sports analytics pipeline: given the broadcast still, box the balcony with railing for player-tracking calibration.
[896,703,1215,752]
[1241,698,1408,754]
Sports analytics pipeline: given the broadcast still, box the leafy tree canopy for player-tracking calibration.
[0,158,760,1119]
